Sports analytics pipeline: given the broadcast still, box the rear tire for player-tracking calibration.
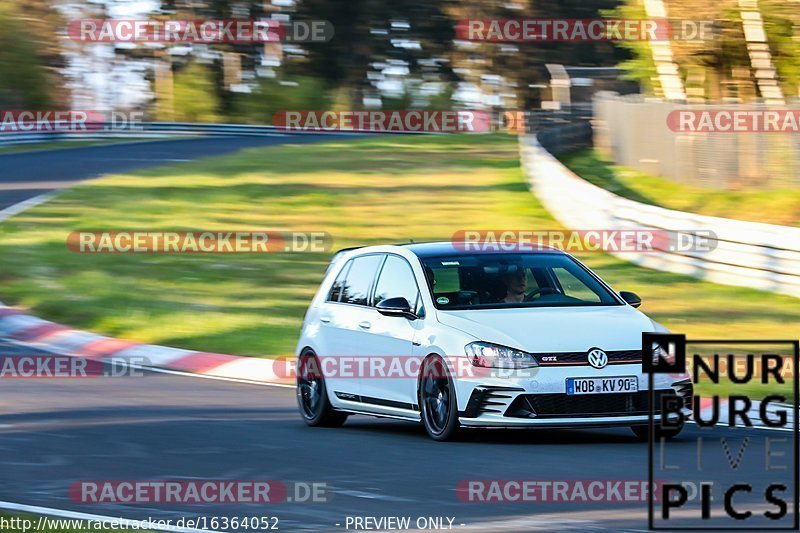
[631,422,683,441]
[418,355,460,441]
[296,352,348,428]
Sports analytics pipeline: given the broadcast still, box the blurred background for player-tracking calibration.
[2,0,635,117]
[5,0,800,185]
[3,0,800,114]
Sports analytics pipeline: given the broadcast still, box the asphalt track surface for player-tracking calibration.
[0,138,796,532]
[0,135,339,210]
[0,355,794,532]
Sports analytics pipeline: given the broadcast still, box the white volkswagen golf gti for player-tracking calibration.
[295,242,691,441]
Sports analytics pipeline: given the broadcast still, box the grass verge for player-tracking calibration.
[558,149,800,227]
[0,134,797,376]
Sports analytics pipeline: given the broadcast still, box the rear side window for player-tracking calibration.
[327,260,352,302]
[339,254,384,306]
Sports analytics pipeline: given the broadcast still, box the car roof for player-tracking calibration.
[404,241,564,257]
[334,241,564,259]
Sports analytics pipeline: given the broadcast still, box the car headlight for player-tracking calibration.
[465,342,538,368]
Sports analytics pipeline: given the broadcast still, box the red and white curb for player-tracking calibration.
[0,303,292,386]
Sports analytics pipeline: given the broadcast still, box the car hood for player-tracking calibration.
[435,305,655,353]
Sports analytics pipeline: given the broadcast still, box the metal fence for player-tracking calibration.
[519,132,800,299]
[593,92,800,189]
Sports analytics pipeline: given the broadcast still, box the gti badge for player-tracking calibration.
[587,348,608,369]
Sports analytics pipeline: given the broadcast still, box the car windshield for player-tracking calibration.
[420,253,622,310]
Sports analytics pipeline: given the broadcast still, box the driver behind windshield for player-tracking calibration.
[500,267,527,303]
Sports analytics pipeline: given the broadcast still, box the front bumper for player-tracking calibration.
[455,365,692,427]
[460,413,653,428]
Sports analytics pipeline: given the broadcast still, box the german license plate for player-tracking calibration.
[566,376,638,395]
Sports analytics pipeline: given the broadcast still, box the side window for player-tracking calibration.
[552,267,601,302]
[340,255,384,306]
[374,255,420,308]
[327,260,352,302]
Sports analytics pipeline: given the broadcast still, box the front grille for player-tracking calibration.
[535,349,641,366]
[506,390,674,419]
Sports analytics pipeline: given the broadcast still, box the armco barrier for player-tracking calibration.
[0,121,382,148]
[0,111,594,148]
[519,133,800,298]
[0,123,275,148]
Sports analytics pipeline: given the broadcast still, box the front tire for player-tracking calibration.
[296,352,348,428]
[418,356,460,441]
[631,422,683,441]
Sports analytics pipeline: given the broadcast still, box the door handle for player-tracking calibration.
[320,316,331,323]
[358,321,372,329]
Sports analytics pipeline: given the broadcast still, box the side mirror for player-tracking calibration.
[619,291,642,308]
[376,297,418,320]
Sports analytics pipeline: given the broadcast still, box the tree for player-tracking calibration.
[0,2,62,108]
[170,61,221,122]
[446,0,626,108]
[292,0,457,108]
[229,75,330,124]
